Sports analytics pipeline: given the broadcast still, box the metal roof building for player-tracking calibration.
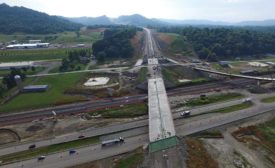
[6,43,50,49]
[23,85,48,92]
[0,62,34,70]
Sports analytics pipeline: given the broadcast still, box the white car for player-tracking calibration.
[180,111,191,117]
[243,98,252,102]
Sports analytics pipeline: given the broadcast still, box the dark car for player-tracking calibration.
[37,156,46,161]
[78,135,85,139]
[29,144,36,150]
[69,149,76,155]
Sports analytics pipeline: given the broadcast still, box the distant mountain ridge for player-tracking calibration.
[0,3,81,34]
[1,3,275,35]
[66,15,113,25]
[114,14,164,26]
[159,18,275,26]
[66,14,165,26]
[67,15,275,27]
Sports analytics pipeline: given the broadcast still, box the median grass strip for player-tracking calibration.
[208,102,253,114]
[193,130,223,139]
[0,136,99,164]
[191,102,253,118]
[185,93,244,107]
[89,103,148,118]
[261,96,275,103]
[0,73,87,113]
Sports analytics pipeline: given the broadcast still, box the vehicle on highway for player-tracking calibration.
[180,111,191,117]
[69,149,76,155]
[28,144,36,150]
[101,137,124,147]
[37,156,46,161]
[78,135,85,139]
[243,98,252,102]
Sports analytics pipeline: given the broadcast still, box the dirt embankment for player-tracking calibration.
[185,138,219,168]
[232,119,275,167]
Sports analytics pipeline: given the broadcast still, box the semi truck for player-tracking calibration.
[101,137,124,147]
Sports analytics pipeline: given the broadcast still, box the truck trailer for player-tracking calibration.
[101,137,124,147]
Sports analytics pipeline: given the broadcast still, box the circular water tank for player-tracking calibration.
[14,75,21,80]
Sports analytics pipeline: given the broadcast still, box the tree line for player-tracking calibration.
[158,26,275,61]
[0,68,27,98]
[59,49,91,72]
[92,27,138,63]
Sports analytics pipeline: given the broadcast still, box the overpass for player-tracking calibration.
[195,67,275,81]
[144,28,177,153]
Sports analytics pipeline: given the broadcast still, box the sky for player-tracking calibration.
[1,0,275,22]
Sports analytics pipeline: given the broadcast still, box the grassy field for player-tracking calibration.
[0,31,102,44]
[0,73,87,113]
[185,93,244,107]
[258,119,275,148]
[136,67,148,84]
[0,136,99,164]
[193,130,223,138]
[0,49,71,62]
[89,103,148,118]
[261,96,275,103]
[114,152,144,168]
[162,66,208,87]
[170,35,189,53]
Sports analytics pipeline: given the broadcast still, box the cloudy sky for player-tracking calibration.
[1,0,275,22]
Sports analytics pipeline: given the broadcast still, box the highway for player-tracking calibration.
[1,28,275,168]
[0,96,251,156]
[1,96,274,168]
[0,78,253,127]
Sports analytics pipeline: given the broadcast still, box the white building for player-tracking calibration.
[0,62,34,70]
[6,43,50,49]
[29,40,42,43]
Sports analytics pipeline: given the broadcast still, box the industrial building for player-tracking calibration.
[6,43,50,49]
[0,62,34,70]
[219,61,230,67]
[29,40,42,43]
[22,85,48,92]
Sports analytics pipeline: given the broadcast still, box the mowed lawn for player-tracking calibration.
[0,49,69,62]
[0,73,87,113]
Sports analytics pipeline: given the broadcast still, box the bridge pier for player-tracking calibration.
[272,80,275,89]
[257,80,261,87]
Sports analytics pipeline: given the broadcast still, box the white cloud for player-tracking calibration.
[226,0,240,3]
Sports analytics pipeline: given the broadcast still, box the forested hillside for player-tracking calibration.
[0,3,81,34]
[92,27,138,63]
[158,27,275,61]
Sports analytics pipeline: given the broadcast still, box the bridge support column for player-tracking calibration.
[257,80,261,87]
